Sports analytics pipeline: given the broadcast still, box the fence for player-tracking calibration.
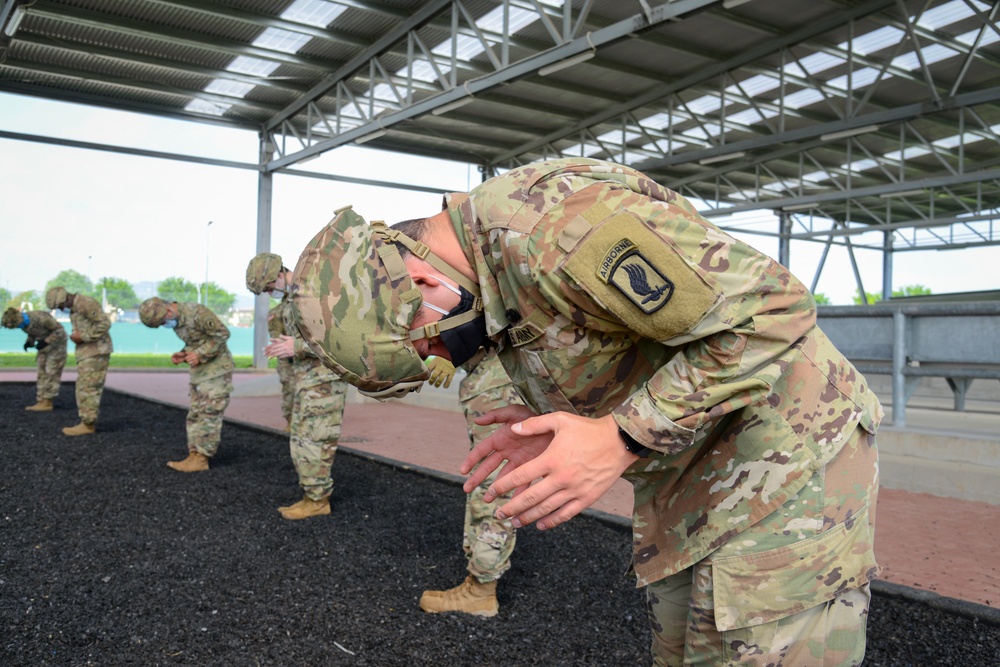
[818,302,1000,427]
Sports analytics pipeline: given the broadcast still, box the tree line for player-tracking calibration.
[0,269,933,314]
[1,269,238,315]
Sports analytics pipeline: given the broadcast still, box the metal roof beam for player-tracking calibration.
[0,56,287,116]
[634,85,1000,172]
[138,0,370,47]
[264,0,453,131]
[0,128,258,169]
[26,0,337,72]
[489,0,896,165]
[0,81,260,129]
[700,168,1000,218]
[266,0,720,170]
[16,33,309,95]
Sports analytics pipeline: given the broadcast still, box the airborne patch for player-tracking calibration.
[560,210,718,341]
[598,240,674,314]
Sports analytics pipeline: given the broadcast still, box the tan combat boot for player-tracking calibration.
[166,451,210,472]
[278,496,330,520]
[419,576,499,617]
[62,422,96,436]
[25,399,54,412]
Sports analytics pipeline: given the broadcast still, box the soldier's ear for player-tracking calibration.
[402,256,443,289]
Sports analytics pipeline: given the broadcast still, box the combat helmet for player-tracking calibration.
[245,253,284,295]
[139,297,170,328]
[45,286,68,310]
[291,206,482,400]
[1,307,21,329]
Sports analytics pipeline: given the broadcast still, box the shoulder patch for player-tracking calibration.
[597,239,674,314]
[561,211,718,341]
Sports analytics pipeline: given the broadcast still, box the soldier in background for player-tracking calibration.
[139,297,234,472]
[246,253,347,520]
[419,351,523,618]
[268,302,295,431]
[2,305,68,411]
[45,286,113,436]
[290,158,883,666]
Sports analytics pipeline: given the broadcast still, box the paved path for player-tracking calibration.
[4,368,998,611]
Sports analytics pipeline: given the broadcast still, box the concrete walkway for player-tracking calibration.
[3,368,999,613]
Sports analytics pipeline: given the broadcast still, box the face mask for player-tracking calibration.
[19,313,29,330]
[163,318,177,329]
[269,276,287,300]
[423,280,488,367]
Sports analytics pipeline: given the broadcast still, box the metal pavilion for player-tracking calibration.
[2,0,999,367]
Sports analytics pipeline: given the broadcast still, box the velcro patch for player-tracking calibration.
[508,322,544,347]
[597,240,674,314]
[561,211,718,341]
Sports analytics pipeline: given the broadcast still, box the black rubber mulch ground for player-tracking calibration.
[2,383,998,667]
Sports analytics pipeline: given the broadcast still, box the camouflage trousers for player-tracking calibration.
[644,423,879,667]
[289,376,347,500]
[75,354,109,425]
[461,379,522,583]
[36,343,67,401]
[277,359,295,424]
[646,574,871,667]
[187,371,233,457]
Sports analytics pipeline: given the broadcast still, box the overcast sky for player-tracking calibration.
[1,92,997,307]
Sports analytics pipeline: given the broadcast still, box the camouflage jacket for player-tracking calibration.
[280,297,341,387]
[267,303,286,338]
[459,349,515,405]
[23,310,68,350]
[446,158,883,585]
[69,294,113,359]
[173,303,234,382]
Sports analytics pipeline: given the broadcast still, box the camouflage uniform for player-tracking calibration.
[68,294,113,426]
[439,159,883,666]
[171,303,234,457]
[459,351,521,583]
[281,296,347,501]
[5,309,67,402]
[268,302,295,425]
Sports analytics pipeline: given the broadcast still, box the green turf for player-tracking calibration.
[0,353,272,369]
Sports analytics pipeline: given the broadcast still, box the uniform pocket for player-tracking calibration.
[709,504,878,632]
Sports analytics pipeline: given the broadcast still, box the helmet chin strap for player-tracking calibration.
[369,221,484,346]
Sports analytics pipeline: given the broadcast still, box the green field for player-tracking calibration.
[0,353,274,369]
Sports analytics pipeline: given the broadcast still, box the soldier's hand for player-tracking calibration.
[35,340,48,352]
[184,350,201,366]
[264,335,295,359]
[462,411,638,531]
[70,331,83,344]
[23,340,32,352]
[425,356,456,388]
[170,351,187,365]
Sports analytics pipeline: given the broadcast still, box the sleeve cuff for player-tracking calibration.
[612,387,697,455]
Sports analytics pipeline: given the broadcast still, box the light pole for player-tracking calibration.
[204,221,214,305]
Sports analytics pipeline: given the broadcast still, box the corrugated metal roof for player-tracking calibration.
[1,0,999,249]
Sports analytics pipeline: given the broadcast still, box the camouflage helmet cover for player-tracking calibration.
[290,206,429,394]
[139,297,170,328]
[45,286,68,310]
[246,252,284,294]
[1,307,21,328]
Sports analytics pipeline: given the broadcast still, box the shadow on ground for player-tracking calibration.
[1,384,998,666]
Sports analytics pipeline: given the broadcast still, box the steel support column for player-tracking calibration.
[778,211,791,268]
[253,134,274,371]
[882,230,894,301]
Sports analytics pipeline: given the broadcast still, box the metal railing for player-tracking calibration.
[818,302,1000,427]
